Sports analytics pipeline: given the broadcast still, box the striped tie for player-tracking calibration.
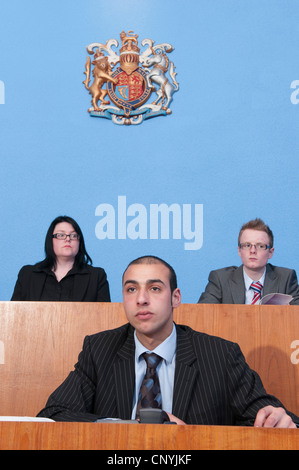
[135,353,162,419]
[250,281,263,304]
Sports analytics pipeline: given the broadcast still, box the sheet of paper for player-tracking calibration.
[0,416,54,422]
[260,293,293,305]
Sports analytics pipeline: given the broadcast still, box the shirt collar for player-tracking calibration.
[134,323,177,364]
[35,264,89,275]
[243,266,266,291]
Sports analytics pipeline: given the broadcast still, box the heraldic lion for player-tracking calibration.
[83,51,118,112]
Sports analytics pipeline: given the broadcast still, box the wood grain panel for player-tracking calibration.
[0,302,298,417]
[0,422,298,450]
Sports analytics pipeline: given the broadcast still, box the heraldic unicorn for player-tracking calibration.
[83,30,179,125]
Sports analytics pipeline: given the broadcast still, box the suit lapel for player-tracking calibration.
[114,326,136,419]
[172,326,198,421]
[230,264,278,301]
[230,265,246,303]
[263,264,278,296]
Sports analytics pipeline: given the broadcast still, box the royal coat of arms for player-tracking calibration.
[83,30,179,125]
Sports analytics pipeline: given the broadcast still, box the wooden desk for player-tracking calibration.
[0,422,298,450]
[0,302,299,417]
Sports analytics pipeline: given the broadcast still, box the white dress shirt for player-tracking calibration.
[243,267,266,304]
[131,323,176,419]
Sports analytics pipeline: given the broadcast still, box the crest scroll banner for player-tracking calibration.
[83,30,179,125]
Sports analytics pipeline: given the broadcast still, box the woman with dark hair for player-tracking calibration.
[11,216,111,302]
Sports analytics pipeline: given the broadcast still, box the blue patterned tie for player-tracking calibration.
[250,281,263,304]
[135,353,162,419]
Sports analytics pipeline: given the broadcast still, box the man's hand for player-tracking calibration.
[166,412,186,425]
[254,406,297,428]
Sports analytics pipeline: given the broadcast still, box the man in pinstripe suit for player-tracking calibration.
[37,256,298,427]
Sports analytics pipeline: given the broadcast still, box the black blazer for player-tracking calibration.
[198,264,299,305]
[11,264,110,302]
[37,323,298,425]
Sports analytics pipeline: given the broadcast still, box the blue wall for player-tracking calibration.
[1,0,298,302]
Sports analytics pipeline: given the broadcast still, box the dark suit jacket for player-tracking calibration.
[11,264,110,302]
[37,323,297,425]
[198,264,299,305]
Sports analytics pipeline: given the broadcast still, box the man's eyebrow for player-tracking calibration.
[123,279,166,286]
[123,279,138,286]
[147,279,166,286]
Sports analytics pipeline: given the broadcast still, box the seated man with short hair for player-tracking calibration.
[198,218,299,305]
[38,255,298,427]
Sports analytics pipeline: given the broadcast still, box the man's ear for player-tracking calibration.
[268,247,274,260]
[172,288,181,308]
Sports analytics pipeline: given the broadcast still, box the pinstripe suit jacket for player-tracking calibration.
[37,323,297,425]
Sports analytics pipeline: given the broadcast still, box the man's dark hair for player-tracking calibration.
[123,255,177,293]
